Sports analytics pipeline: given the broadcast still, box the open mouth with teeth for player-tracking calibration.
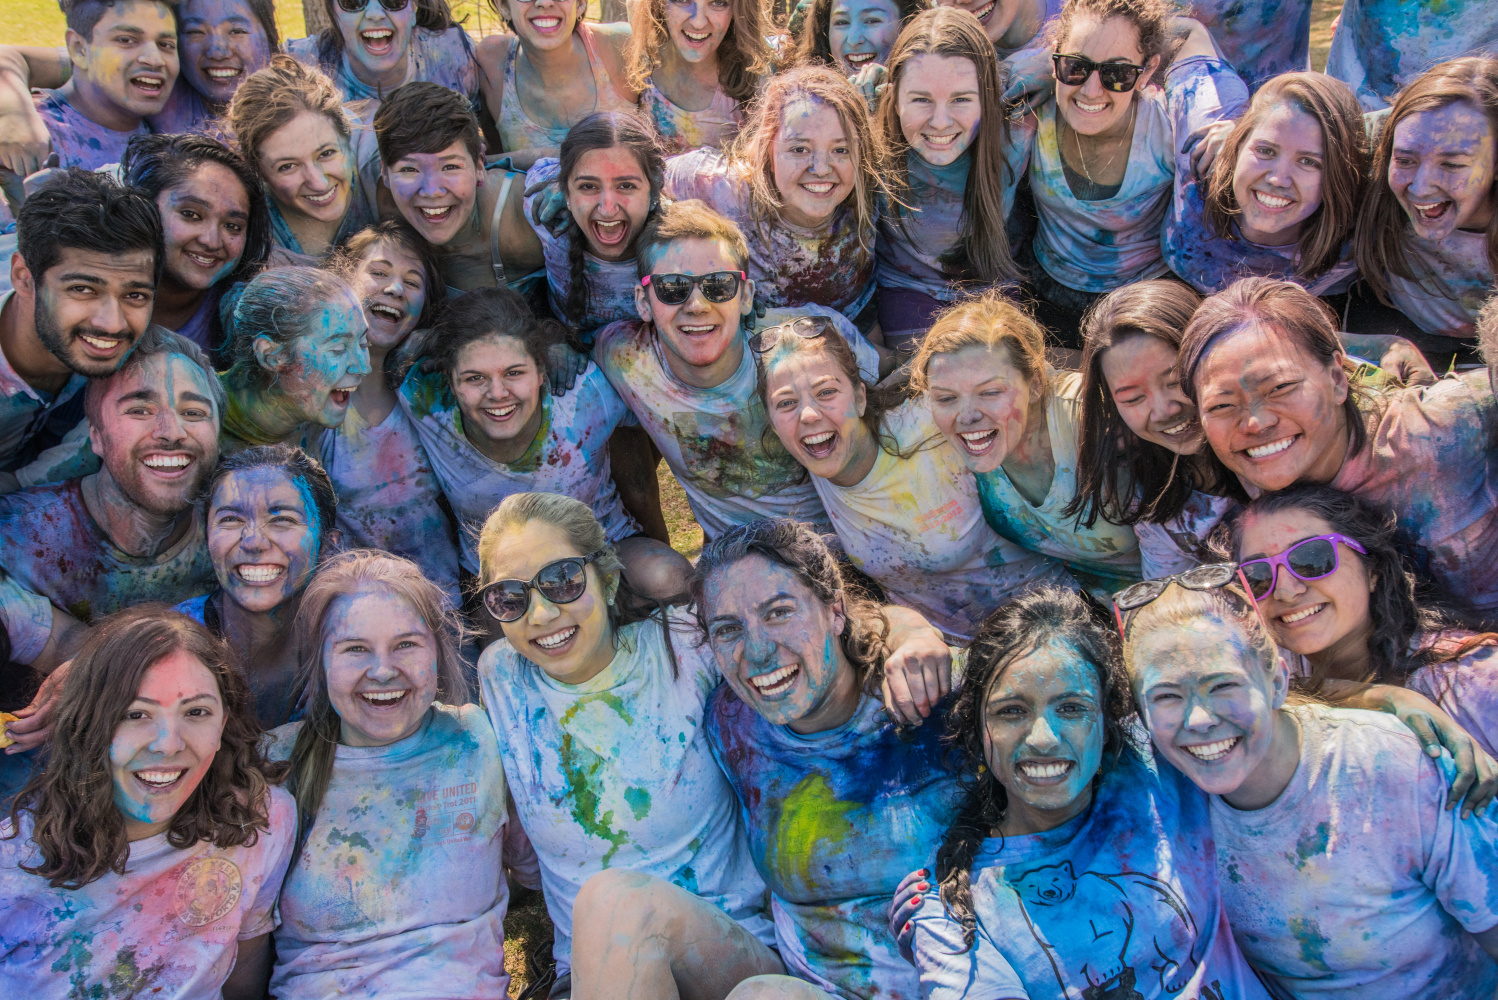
[329,389,353,408]
[134,768,188,790]
[418,205,456,226]
[183,249,225,271]
[800,180,837,197]
[1408,199,1452,224]
[368,301,404,324]
[1278,603,1326,626]
[1072,96,1110,115]
[359,689,410,708]
[360,27,396,55]
[481,401,520,423]
[130,73,166,96]
[1015,759,1074,783]
[1182,736,1240,762]
[204,65,243,82]
[680,27,713,44]
[748,662,800,697]
[530,15,564,32]
[591,218,629,248]
[799,429,839,460]
[1157,419,1195,438]
[921,132,960,150]
[968,0,994,22]
[532,625,578,653]
[142,453,193,476]
[958,428,998,455]
[236,563,286,585]
[1252,189,1294,212]
[1242,434,1297,461]
[675,323,719,339]
[843,51,876,68]
[77,332,127,357]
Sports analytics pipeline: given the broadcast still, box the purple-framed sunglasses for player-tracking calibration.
[1237,533,1367,600]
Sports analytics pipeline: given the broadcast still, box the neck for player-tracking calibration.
[346,46,408,90]
[1238,217,1302,248]
[521,30,589,76]
[830,421,880,487]
[1222,708,1301,811]
[340,705,428,747]
[1002,392,1054,484]
[998,778,1094,837]
[351,346,396,425]
[59,75,142,133]
[122,814,172,842]
[778,201,836,232]
[787,655,863,735]
[663,326,744,389]
[150,273,210,332]
[81,469,191,559]
[0,291,73,394]
[996,0,1046,50]
[1303,409,1354,485]
[280,205,343,256]
[219,588,300,661]
[1307,630,1373,683]
[566,626,621,686]
[224,379,310,446]
[654,40,721,109]
[469,396,546,465]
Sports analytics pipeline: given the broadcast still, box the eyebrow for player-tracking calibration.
[334,630,426,643]
[755,591,797,613]
[133,693,220,707]
[573,172,644,184]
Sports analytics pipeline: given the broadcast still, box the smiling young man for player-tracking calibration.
[1,169,162,490]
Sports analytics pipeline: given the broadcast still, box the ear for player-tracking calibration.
[1269,652,1290,710]
[739,279,756,317]
[65,29,88,70]
[10,252,35,301]
[830,590,847,637]
[1328,349,1349,405]
[633,284,653,323]
[854,381,867,419]
[325,528,343,551]
[252,333,285,373]
[1138,53,1162,90]
[88,419,104,458]
[604,569,621,607]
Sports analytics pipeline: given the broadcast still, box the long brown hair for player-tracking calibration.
[1206,73,1368,281]
[626,0,773,102]
[795,0,930,70]
[7,606,283,889]
[1355,56,1498,304]
[228,54,351,174]
[876,7,1019,287]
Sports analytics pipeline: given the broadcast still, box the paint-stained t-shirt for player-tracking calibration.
[0,787,296,1000]
[477,609,773,974]
[1192,0,1312,92]
[0,479,215,624]
[319,405,463,608]
[0,290,88,478]
[0,563,52,666]
[911,747,1271,1000]
[640,80,742,157]
[665,148,876,321]
[286,26,480,104]
[707,688,965,1000]
[1384,227,1493,339]
[594,310,877,540]
[1326,0,1498,110]
[1137,491,1240,580]
[1211,705,1498,998]
[971,370,1142,598]
[398,362,639,575]
[1407,633,1498,760]
[265,704,533,1000]
[811,400,1074,642]
[32,88,149,170]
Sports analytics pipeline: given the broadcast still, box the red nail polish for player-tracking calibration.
[917,882,929,891]
[903,922,911,932]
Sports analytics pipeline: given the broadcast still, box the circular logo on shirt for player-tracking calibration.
[456,812,475,832]
[175,856,243,928]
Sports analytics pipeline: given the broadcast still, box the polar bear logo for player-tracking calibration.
[1010,861,1201,1000]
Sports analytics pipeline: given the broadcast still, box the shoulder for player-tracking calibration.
[476,31,514,65]
[263,784,297,838]
[1049,368,1086,408]
[0,480,81,523]
[261,720,304,763]
[595,319,651,361]
[525,157,561,189]
[1296,703,1429,769]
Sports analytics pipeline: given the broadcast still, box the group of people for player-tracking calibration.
[0,0,1496,997]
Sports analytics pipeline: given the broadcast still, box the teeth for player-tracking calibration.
[678,325,715,333]
[360,690,407,703]
[1245,435,1295,459]
[683,29,711,40]
[1018,761,1072,778]
[845,52,875,64]
[132,76,164,87]
[143,454,190,469]
[419,206,452,218]
[205,67,239,78]
[370,303,402,320]
[362,29,394,39]
[305,188,337,205]
[483,403,518,419]
[185,251,218,266]
[1075,99,1108,113]
[801,182,835,194]
[135,769,185,786]
[534,626,577,649]
[1184,737,1239,762]
[532,16,562,27]
[1280,603,1325,624]
[923,133,957,146]
[1160,421,1191,436]
[595,220,624,230]
[749,663,798,693]
[971,0,994,20]
[237,564,285,583]
[1254,190,1292,209]
[959,429,996,451]
[81,334,121,350]
[802,431,834,446]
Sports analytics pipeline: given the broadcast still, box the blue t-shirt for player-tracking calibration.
[707,688,965,999]
[1326,0,1498,110]
[910,747,1271,1000]
[1193,0,1312,92]
[34,88,148,171]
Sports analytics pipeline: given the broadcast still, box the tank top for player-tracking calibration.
[495,25,638,152]
[640,78,742,155]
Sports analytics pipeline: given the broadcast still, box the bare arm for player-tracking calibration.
[1337,332,1438,386]
[0,45,65,176]
[880,605,952,725]
[496,165,545,276]
[220,934,273,1000]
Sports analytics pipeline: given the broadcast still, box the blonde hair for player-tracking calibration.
[625,0,772,102]
[477,492,625,592]
[636,198,751,277]
[727,64,889,253]
[228,54,350,172]
[1119,583,1277,682]
[909,291,1049,396]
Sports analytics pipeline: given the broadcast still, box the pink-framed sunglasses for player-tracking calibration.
[1111,562,1259,638]
[1237,533,1367,600]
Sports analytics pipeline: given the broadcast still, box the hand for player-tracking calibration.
[1002,45,1056,114]
[880,612,951,725]
[848,63,887,108]
[524,176,570,238]
[0,101,51,177]
[546,340,590,395]
[6,658,69,753]
[1378,340,1437,387]
[1188,120,1234,180]
[886,867,930,964]
[1364,683,1497,817]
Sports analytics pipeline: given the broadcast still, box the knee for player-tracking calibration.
[572,868,671,938]
[726,976,835,1000]
[617,539,692,603]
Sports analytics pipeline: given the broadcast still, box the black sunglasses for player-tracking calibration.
[1051,53,1146,92]
[641,270,746,306]
[335,0,411,13]
[480,553,600,622]
[749,315,832,354]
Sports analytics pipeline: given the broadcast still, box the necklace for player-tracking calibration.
[1068,99,1135,186]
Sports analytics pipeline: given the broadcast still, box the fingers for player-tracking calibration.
[880,670,922,727]
[1463,754,1498,819]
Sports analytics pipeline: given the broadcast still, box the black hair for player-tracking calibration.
[200,443,338,537]
[16,168,164,287]
[935,587,1133,949]
[421,286,562,387]
[121,131,272,285]
[374,80,483,168]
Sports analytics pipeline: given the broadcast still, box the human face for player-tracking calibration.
[208,466,325,615]
[89,352,220,516]
[1195,323,1349,491]
[1236,508,1375,661]
[1130,614,1287,797]
[924,345,1036,473]
[983,640,1104,833]
[508,0,580,50]
[323,586,439,747]
[1054,14,1156,138]
[157,162,251,291]
[384,141,481,247]
[1099,334,1200,454]
[178,0,272,105]
[451,334,545,454]
[1232,103,1326,247]
[896,53,981,167]
[335,0,416,83]
[566,146,653,261]
[27,247,155,376]
[829,0,900,75]
[485,518,615,685]
[703,554,851,731]
[258,294,371,427]
[633,237,754,377]
[934,0,1025,45]
[256,111,353,225]
[772,99,857,229]
[110,649,224,841]
[666,0,733,64]
[1389,100,1496,242]
[764,346,873,484]
[70,0,178,116]
[352,241,426,351]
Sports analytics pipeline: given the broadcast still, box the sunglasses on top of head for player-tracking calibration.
[1051,53,1147,93]
[1111,562,1259,638]
[480,552,601,623]
[641,270,747,306]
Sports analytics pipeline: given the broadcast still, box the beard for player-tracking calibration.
[34,299,139,378]
[103,443,211,518]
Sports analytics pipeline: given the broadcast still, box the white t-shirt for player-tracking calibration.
[1136,491,1240,580]
[0,787,296,1000]
[1211,705,1498,998]
[398,363,640,574]
[811,399,1073,642]
[594,309,878,539]
[265,704,533,1000]
[1385,227,1494,339]
[477,608,772,973]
